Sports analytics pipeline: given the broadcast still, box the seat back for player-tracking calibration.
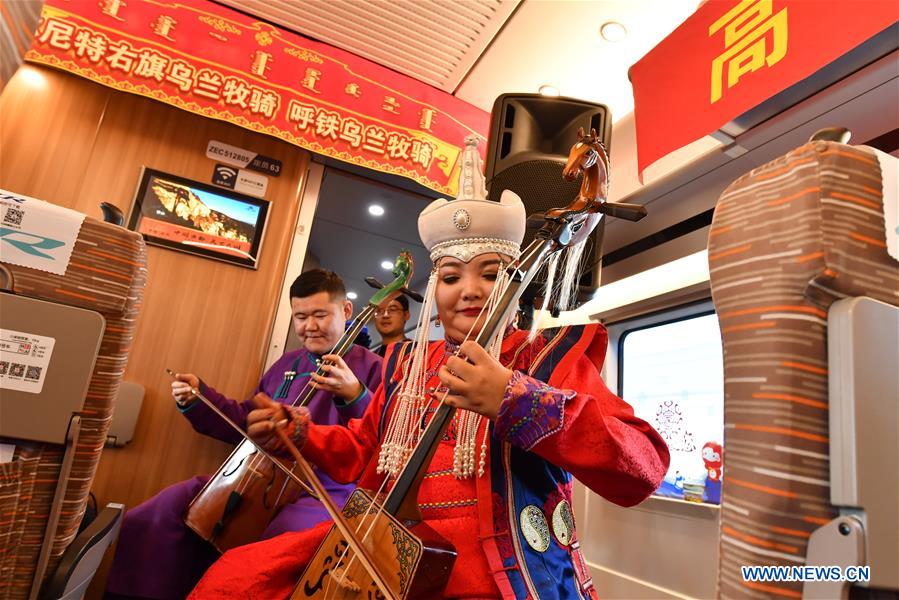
[707,141,898,598]
[0,195,146,599]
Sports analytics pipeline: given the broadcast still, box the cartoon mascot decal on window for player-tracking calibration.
[701,441,723,482]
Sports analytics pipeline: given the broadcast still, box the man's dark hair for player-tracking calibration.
[389,294,409,312]
[289,269,346,301]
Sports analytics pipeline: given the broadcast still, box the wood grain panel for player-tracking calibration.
[0,67,110,206]
[0,65,311,596]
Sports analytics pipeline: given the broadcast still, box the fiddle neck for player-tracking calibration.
[381,237,556,521]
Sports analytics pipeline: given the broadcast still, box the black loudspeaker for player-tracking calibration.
[484,94,611,292]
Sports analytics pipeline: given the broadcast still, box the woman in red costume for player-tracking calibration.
[191,140,670,599]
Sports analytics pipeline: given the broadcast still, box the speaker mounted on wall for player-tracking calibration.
[484,93,612,295]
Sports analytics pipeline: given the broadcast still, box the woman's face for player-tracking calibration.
[434,253,508,343]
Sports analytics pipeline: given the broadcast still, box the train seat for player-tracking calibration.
[0,191,147,599]
[707,137,898,599]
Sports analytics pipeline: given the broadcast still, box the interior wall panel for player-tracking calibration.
[575,481,719,600]
[0,65,310,596]
[78,84,310,504]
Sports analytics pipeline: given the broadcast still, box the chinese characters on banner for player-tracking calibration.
[26,0,490,196]
[629,0,897,178]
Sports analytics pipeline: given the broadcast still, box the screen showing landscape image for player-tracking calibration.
[129,169,269,268]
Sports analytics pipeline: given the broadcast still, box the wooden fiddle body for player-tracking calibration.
[183,253,415,553]
[184,440,303,552]
[293,490,455,600]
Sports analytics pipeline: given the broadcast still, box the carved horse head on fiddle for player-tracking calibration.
[543,127,611,247]
[562,127,609,206]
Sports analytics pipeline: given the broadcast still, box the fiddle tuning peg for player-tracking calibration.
[401,287,424,303]
[599,202,647,222]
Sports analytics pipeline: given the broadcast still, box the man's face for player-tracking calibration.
[374,298,410,338]
[290,291,352,355]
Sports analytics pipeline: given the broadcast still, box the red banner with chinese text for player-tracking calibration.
[25,0,490,196]
[629,0,898,177]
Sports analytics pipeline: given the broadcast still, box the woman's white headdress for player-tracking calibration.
[377,135,526,479]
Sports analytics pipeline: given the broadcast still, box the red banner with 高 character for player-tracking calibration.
[629,0,898,178]
[25,0,490,196]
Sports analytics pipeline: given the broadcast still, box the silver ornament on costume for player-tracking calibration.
[551,500,574,546]
[453,209,471,230]
[519,505,551,552]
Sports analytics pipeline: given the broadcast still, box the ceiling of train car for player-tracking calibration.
[220,0,700,119]
[216,0,521,92]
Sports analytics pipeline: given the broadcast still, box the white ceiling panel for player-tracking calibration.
[217,0,522,92]
[455,0,701,120]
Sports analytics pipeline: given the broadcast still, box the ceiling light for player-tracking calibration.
[600,21,627,42]
[368,204,385,216]
[538,85,559,97]
[346,291,358,300]
[381,260,394,270]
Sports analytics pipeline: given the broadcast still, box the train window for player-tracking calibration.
[620,311,723,505]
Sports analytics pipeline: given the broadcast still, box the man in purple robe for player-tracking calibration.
[105,269,382,600]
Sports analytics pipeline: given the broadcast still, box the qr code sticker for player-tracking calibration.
[9,363,25,377]
[25,366,42,381]
[2,206,24,226]
[0,361,8,375]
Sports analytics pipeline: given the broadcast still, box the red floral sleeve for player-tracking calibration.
[495,330,670,507]
[494,370,575,450]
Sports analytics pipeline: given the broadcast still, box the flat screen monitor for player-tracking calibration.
[128,168,269,269]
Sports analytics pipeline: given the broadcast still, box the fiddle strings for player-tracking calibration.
[326,272,443,594]
[325,284,503,596]
[374,239,545,493]
[454,265,508,478]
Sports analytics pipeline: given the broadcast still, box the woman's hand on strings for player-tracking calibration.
[311,354,364,402]
[436,341,513,420]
